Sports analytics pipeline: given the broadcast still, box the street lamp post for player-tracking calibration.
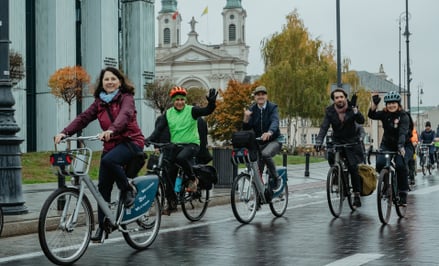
[335,0,342,88]
[417,84,424,133]
[0,0,28,214]
[404,0,412,114]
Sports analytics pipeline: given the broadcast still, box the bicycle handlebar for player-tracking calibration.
[60,134,100,143]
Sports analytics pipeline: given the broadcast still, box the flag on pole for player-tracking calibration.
[201,6,208,16]
[172,10,179,20]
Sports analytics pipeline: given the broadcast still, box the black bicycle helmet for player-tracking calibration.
[383,91,401,103]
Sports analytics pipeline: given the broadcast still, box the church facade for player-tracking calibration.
[155,0,249,90]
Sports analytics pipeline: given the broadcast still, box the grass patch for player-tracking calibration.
[20,151,326,184]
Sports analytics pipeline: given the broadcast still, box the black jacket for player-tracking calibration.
[242,101,280,141]
[368,108,411,150]
[316,104,365,145]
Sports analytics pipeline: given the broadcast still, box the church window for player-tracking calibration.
[164,28,170,44]
[229,24,236,41]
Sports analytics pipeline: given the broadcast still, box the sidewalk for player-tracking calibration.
[1,162,330,238]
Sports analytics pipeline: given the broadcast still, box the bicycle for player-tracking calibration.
[326,143,357,218]
[369,150,407,225]
[147,141,212,222]
[38,135,161,265]
[419,143,433,175]
[230,135,288,224]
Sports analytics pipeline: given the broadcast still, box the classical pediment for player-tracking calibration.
[157,45,230,64]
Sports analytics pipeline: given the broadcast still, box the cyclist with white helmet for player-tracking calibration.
[368,91,413,206]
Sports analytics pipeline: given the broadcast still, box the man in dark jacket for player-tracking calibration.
[419,121,436,168]
[315,88,365,208]
[243,86,282,192]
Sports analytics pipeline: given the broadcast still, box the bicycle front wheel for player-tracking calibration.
[231,173,257,224]
[38,187,93,265]
[269,179,288,217]
[181,183,209,222]
[122,194,161,250]
[326,165,343,218]
[377,169,392,224]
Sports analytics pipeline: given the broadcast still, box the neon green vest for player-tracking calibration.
[166,105,200,145]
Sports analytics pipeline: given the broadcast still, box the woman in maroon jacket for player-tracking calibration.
[54,67,144,243]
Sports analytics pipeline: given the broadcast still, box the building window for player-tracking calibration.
[228,24,236,41]
[301,134,307,145]
[311,134,318,144]
[164,28,170,44]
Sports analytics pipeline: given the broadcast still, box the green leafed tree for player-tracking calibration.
[259,10,336,149]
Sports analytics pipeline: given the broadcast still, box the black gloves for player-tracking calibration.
[206,88,218,103]
[314,144,322,152]
[372,95,381,105]
[350,93,357,107]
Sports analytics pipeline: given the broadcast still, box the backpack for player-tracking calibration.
[358,164,377,196]
[404,111,414,140]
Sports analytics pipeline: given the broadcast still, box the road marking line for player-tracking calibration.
[410,185,439,195]
[325,253,383,266]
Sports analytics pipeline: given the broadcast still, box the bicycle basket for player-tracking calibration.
[231,130,257,150]
[51,148,91,175]
[231,148,258,165]
[420,145,429,154]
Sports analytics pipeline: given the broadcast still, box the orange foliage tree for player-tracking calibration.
[48,66,91,119]
[206,80,256,143]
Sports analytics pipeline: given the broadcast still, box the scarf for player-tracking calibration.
[99,89,119,103]
[334,104,348,122]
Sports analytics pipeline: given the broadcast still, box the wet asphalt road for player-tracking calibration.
[1,173,439,265]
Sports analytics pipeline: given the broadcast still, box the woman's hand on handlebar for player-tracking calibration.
[99,130,113,142]
[54,133,67,144]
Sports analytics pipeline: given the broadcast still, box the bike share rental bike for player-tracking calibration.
[230,130,288,224]
[39,135,161,265]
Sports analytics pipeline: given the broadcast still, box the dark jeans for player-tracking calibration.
[97,142,142,226]
[376,144,413,192]
[327,143,364,194]
[165,144,200,203]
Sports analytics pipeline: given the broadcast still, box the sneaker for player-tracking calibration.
[353,195,362,208]
[162,201,177,216]
[399,192,407,206]
[186,177,199,192]
[272,176,283,193]
[410,179,416,186]
[90,226,108,243]
[123,187,136,208]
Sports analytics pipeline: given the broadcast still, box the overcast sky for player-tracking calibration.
[155,0,439,107]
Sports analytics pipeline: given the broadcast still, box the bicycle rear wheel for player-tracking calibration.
[181,182,209,222]
[269,179,288,217]
[38,187,93,265]
[231,173,258,224]
[326,165,343,218]
[377,169,392,224]
[344,173,355,211]
[122,194,161,250]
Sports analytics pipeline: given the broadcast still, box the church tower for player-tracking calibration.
[222,0,246,45]
[157,0,181,48]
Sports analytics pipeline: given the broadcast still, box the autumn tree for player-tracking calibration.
[144,80,174,114]
[9,50,25,85]
[259,10,336,149]
[48,66,91,119]
[206,80,255,143]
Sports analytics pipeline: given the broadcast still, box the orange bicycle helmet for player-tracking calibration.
[169,86,187,97]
